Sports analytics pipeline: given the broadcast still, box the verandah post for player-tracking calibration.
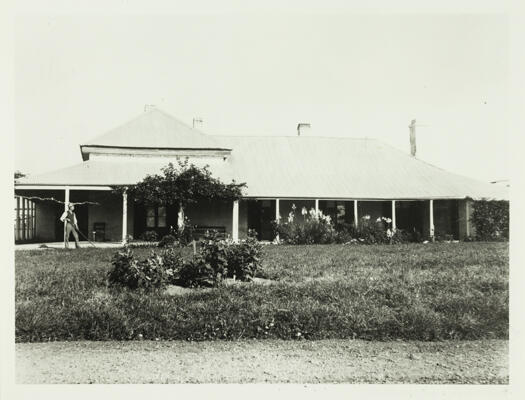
[315,199,319,214]
[121,188,128,245]
[275,198,280,242]
[429,199,435,241]
[232,200,239,242]
[354,200,358,228]
[64,186,70,248]
[392,200,396,231]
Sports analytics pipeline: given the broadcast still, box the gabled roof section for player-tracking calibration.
[81,108,230,158]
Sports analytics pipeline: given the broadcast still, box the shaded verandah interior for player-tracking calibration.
[15,186,472,244]
[14,187,244,244]
[246,198,466,241]
[14,189,129,243]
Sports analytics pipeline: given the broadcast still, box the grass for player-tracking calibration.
[15,242,508,342]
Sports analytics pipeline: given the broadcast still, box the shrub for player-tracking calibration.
[274,206,335,244]
[187,230,262,284]
[225,230,262,281]
[178,255,222,288]
[140,230,158,242]
[354,216,392,244]
[107,247,137,288]
[472,200,509,241]
[337,216,410,244]
[333,222,357,244]
[434,231,454,242]
[108,231,263,290]
[158,234,177,248]
[176,218,195,246]
[158,221,196,247]
[159,248,185,280]
[192,230,229,282]
[390,228,411,244]
[274,206,410,245]
[107,247,183,290]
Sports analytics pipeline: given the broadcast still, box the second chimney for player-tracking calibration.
[409,119,416,157]
[297,123,311,136]
[193,117,203,129]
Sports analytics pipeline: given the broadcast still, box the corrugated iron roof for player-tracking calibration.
[15,108,507,200]
[218,135,508,200]
[81,108,230,155]
[17,135,508,200]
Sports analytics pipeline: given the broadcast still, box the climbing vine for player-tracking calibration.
[113,160,246,207]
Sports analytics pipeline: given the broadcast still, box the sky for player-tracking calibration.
[14,13,509,182]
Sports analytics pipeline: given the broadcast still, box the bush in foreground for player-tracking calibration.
[108,231,262,290]
[107,248,184,289]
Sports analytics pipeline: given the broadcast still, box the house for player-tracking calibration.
[14,107,508,243]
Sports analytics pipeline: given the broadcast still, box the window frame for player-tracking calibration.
[145,205,167,228]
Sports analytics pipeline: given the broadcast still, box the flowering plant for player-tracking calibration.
[353,215,408,244]
[274,205,410,245]
[273,204,335,244]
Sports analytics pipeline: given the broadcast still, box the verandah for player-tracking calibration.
[15,185,468,244]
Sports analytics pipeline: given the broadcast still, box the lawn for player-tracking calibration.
[15,242,508,342]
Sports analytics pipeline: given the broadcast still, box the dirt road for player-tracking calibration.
[16,339,508,384]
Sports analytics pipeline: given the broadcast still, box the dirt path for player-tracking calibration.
[16,339,508,384]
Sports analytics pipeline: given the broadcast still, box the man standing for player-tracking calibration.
[60,203,81,249]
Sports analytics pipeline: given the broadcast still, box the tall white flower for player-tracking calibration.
[301,207,307,216]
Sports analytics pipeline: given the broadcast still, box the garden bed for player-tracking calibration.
[15,242,508,342]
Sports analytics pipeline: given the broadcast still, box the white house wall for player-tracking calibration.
[185,199,248,239]
[88,192,133,242]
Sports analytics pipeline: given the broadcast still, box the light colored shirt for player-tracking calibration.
[60,210,77,226]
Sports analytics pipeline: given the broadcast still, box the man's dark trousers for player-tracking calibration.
[65,222,80,249]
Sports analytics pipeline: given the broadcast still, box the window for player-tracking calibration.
[145,206,167,228]
[157,206,167,227]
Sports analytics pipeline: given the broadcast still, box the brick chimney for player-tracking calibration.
[297,123,311,136]
[409,119,416,157]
